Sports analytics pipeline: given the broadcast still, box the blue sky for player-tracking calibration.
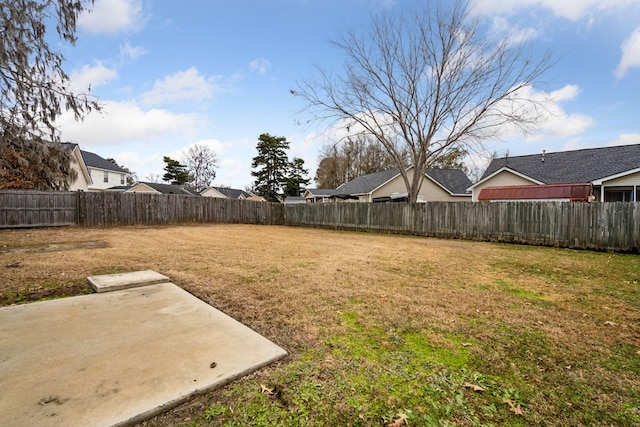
[57,0,640,188]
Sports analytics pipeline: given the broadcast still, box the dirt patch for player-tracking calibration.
[0,240,107,255]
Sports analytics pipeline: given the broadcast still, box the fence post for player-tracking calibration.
[75,191,86,226]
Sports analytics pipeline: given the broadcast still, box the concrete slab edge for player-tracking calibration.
[114,350,288,427]
[87,270,171,293]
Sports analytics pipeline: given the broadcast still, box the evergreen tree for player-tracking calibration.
[251,133,290,202]
[162,156,192,186]
[284,157,310,197]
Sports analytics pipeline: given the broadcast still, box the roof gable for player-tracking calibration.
[304,188,337,197]
[129,182,199,195]
[425,169,472,195]
[480,144,640,185]
[61,143,92,185]
[335,167,472,197]
[211,186,251,199]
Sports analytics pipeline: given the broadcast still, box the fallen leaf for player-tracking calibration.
[463,382,485,392]
[260,384,274,395]
[504,399,524,415]
[388,413,408,426]
[461,342,472,347]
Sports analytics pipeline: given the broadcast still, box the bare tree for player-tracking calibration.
[0,1,99,190]
[315,134,412,187]
[183,144,218,191]
[295,0,551,202]
[144,173,162,183]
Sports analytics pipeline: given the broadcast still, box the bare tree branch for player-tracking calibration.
[295,0,552,202]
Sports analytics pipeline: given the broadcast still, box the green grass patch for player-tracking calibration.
[196,311,534,426]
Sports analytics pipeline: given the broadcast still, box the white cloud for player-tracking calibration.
[524,85,595,140]
[57,100,203,146]
[488,17,541,44]
[120,43,147,61]
[70,62,118,93]
[249,58,272,75]
[615,28,640,79]
[606,133,640,146]
[79,0,144,34]
[474,0,635,21]
[139,67,223,106]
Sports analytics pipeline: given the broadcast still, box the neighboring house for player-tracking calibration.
[303,189,338,203]
[126,182,199,195]
[469,144,640,202]
[62,143,92,191]
[80,150,130,191]
[326,167,472,203]
[200,186,254,199]
[62,143,131,192]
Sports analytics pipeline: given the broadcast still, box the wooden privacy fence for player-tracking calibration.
[1,190,639,252]
[0,191,76,228]
[76,192,285,226]
[0,191,284,228]
[284,201,640,252]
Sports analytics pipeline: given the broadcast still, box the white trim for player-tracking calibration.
[591,167,640,185]
[467,167,543,192]
[70,146,92,185]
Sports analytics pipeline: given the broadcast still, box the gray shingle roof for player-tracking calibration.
[426,169,472,195]
[210,186,252,199]
[480,144,640,184]
[137,182,199,195]
[335,169,400,195]
[335,168,471,196]
[80,150,128,173]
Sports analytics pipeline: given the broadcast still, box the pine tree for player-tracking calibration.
[162,156,192,186]
[284,157,310,197]
[251,133,290,202]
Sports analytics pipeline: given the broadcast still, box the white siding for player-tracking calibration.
[88,168,128,191]
[602,171,640,186]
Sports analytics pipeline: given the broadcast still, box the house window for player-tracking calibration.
[103,171,109,183]
[604,187,633,202]
[120,175,125,185]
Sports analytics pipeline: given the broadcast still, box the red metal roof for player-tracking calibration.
[478,183,593,202]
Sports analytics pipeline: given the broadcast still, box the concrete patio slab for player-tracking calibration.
[87,270,170,293]
[0,282,288,427]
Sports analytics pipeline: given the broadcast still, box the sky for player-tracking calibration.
[56,0,640,188]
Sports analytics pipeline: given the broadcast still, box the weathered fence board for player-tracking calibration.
[1,191,639,252]
[75,192,285,227]
[0,191,75,228]
[284,201,640,252]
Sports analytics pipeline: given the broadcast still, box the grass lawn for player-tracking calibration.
[0,224,638,426]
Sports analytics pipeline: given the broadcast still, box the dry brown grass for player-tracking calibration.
[1,224,638,426]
